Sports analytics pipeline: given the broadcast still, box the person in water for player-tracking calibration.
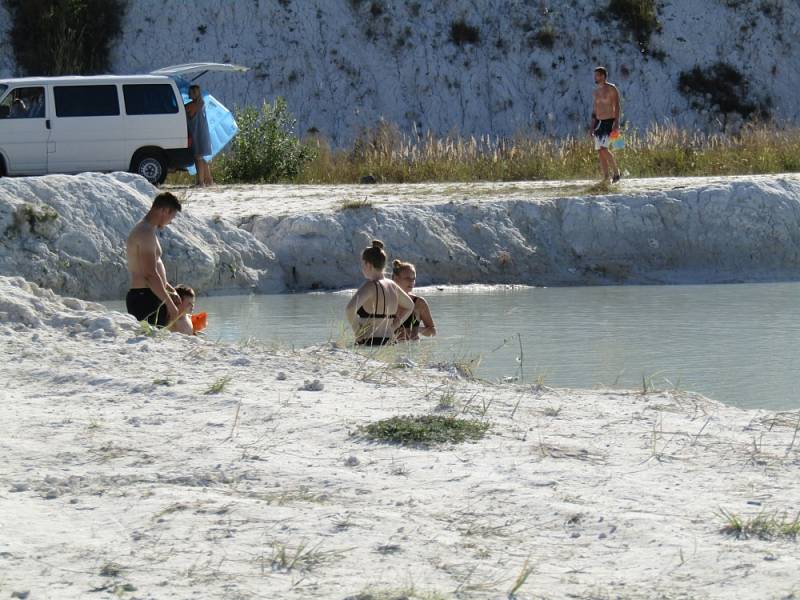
[186,84,214,187]
[346,240,414,346]
[391,259,436,341]
[169,284,196,335]
[125,192,182,327]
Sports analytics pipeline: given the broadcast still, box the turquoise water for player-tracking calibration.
[107,283,800,410]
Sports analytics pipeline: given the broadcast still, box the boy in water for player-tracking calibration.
[169,285,196,335]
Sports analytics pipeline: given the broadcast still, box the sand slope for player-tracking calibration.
[0,173,283,300]
[1,276,798,599]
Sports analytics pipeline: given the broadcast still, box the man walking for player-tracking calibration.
[590,66,622,183]
[125,192,182,326]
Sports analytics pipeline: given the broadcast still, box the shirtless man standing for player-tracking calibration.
[126,192,182,326]
[590,66,622,183]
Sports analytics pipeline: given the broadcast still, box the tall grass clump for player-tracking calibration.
[5,0,127,75]
[216,97,316,183]
[295,121,800,184]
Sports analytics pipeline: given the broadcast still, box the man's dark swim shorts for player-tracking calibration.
[126,288,168,327]
[593,118,615,149]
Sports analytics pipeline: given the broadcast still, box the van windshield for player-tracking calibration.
[0,84,7,101]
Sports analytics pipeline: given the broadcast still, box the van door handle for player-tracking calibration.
[46,119,51,129]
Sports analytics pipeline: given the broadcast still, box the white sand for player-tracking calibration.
[1,275,799,599]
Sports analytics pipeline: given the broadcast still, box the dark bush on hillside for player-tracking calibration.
[5,0,127,75]
[529,26,556,49]
[369,1,384,17]
[217,98,315,183]
[606,0,660,51]
[450,19,480,45]
[678,62,759,118]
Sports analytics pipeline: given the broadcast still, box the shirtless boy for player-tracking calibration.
[126,192,182,326]
[590,66,622,183]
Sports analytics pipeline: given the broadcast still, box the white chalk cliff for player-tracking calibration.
[0,173,283,300]
[1,174,799,300]
[239,177,800,289]
[1,1,800,143]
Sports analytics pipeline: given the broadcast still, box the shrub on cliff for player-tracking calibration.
[606,0,660,52]
[678,62,766,120]
[5,0,127,75]
[216,98,316,184]
[450,19,480,46]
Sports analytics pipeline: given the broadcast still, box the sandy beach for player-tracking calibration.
[1,275,799,599]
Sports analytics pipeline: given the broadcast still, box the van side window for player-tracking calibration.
[54,85,120,117]
[0,86,45,119]
[123,84,179,115]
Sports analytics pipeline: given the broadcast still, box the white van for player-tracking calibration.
[0,63,245,185]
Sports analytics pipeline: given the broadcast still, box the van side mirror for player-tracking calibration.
[0,105,9,119]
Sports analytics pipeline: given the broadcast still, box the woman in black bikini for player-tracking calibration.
[346,240,414,346]
[391,259,437,341]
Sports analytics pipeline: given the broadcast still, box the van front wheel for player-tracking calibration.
[131,151,167,185]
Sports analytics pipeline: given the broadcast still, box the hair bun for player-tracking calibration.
[392,259,401,268]
[371,239,384,250]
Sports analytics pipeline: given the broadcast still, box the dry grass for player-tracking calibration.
[166,121,800,186]
[293,121,800,184]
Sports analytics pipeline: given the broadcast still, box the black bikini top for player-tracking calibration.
[400,295,420,330]
[357,281,396,319]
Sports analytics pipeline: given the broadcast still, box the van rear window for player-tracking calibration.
[123,84,179,115]
[54,85,120,117]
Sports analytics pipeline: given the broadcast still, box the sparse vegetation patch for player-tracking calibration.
[530,26,556,49]
[450,19,480,45]
[606,0,661,51]
[359,414,489,446]
[719,508,800,540]
[678,62,766,121]
[337,197,374,211]
[12,204,59,235]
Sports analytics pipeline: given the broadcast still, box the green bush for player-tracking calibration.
[607,0,660,51]
[217,98,316,184]
[530,26,556,49]
[450,19,480,46]
[5,0,127,75]
[678,62,759,118]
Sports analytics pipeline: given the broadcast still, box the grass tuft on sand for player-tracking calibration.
[719,508,800,540]
[337,197,374,210]
[359,414,489,446]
